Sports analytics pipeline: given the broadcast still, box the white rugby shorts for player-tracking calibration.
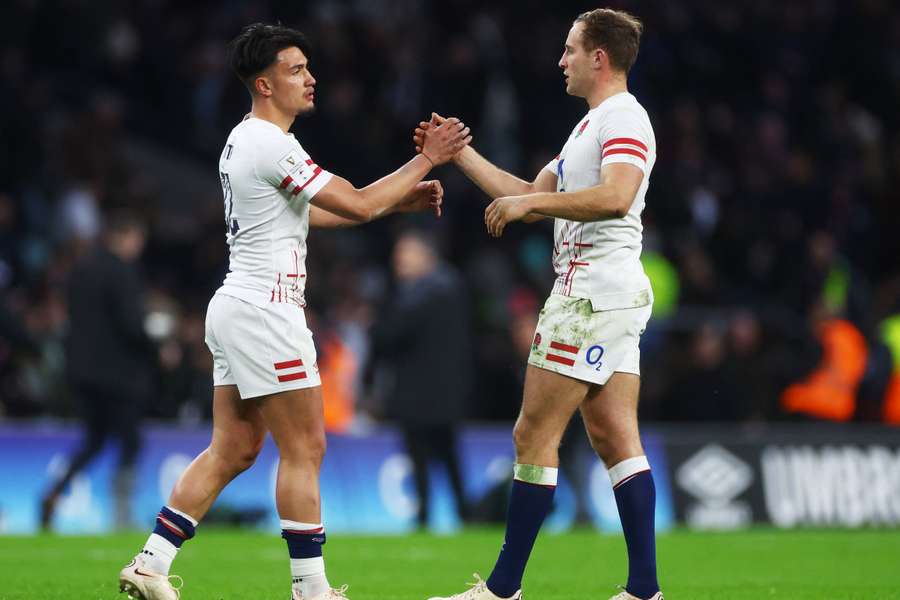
[205,293,321,399]
[527,294,652,385]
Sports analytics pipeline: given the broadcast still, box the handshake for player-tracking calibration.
[412,112,471,166]
[407,112,534,238]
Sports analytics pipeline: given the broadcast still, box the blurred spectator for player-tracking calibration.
[781,301,868,422]
[370,229,472,527]
[40,211,155,530]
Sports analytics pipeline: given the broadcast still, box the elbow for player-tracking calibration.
[608,193,633,219]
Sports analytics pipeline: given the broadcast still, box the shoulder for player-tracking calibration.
[598,95,649,125]
[595,96,653,142]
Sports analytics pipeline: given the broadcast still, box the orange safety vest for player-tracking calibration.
[884,374,900,424]
[781,319,868,421]
[318,333,357,433]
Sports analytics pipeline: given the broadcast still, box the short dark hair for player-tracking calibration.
[228,23,311,92]
[575,9,643,74]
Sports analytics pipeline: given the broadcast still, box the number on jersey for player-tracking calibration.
[220,171,239,236]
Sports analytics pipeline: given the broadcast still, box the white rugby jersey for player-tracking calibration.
[544,91,656,311]
[215,117,333,308]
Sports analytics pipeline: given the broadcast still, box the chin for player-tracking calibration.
[296,104,316,117]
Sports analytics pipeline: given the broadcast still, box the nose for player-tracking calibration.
[308,72,316,87]
[558,53,566,70]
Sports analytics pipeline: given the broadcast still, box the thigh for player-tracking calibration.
[254,386,325,457]
[208,295,321,400]
[517,364,590,450]
[528,296,651,386]
[208,385,267,460]
[579,372,644,463]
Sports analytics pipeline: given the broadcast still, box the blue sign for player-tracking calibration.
[0,424,673,534]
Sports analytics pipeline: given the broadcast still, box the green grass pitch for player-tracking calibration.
[1,528,898,599]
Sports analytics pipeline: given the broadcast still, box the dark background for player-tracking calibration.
[1,0,899,426]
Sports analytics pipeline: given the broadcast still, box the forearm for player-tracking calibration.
[454,146,534,199]
[309,206,365,228]
[524,186,629,222]
[356,154,432,221]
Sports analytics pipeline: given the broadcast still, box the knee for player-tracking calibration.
[215,437,264,475]
[584,422,614,462]
[512,417,539,457]
[279,428,326,466]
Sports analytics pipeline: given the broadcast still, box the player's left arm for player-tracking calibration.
[309,180,444,228]
[484,163,643,237]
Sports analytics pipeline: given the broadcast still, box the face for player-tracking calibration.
[558,22,597,97]
[261,46,317,115]
[392,236,434,281]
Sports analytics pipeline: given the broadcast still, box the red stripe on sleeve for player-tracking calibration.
[602,137,648,152]
[274,359,304,370]
[602,147,646,161]
[292,167,323,195]
[280,175,294,189]
[278,372,308,382]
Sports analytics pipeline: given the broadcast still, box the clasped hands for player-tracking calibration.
[414,112,532,237]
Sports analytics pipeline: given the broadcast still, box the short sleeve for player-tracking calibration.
[598,109,652,173]
[258,139,334,203]
[544,153,561,176]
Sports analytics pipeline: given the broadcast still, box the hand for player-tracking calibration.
[413,112,446,152]
[417,113,471,166]
[484,195,532,237]
[397,180,444,217]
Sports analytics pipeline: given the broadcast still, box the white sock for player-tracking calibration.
[291,556,330,598]
[141,533,178,576]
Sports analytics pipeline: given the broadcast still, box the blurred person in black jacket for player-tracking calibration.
[371,229,472,528]
[41,210,154,530]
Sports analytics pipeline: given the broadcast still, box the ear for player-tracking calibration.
[592,47,607,70]
[254,75,273,97]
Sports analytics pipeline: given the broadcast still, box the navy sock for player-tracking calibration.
[281,523,326,558]
[152,506,196,548]
[611,457,659,599]
[486,464,557,598]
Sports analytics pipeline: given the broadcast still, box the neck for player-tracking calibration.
[249,99,295,133]
[585,74,628,109]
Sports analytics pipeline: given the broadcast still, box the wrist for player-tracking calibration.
[521,194,537,215]
[419,152,435,168]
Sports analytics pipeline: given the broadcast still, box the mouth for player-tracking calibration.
[305,90,315,101]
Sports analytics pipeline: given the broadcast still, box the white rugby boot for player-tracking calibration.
[609,590,663,600]
[427,574,521,600]
[118,555,183,600]
[291,584,350,599]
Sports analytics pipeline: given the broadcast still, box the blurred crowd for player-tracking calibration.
[1,0,900,426]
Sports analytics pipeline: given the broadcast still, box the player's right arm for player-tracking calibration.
[453,145,558,199]
[309,117,469,223]
[414,114,555,223]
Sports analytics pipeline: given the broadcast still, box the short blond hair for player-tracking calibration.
[575,8,643,74]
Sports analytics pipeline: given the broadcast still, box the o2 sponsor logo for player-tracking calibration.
[585,344,604,370]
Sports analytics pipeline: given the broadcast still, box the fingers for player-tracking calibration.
[420,115,470,164]
[484,199,509,237]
